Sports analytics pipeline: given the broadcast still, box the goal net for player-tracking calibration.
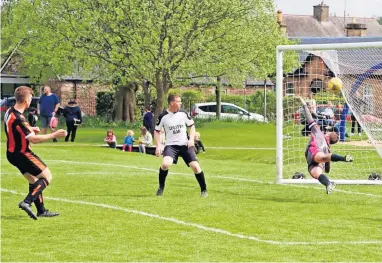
[276,42,382,185]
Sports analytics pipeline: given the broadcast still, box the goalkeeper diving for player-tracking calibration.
[296,96,354,194]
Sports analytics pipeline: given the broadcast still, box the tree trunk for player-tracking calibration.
[216,76,222,119]
[155,71,168,123]
[142,80,151,110]
[114,86,125,121]
[123,83,138,124]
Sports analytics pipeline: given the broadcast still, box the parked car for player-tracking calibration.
[0,96,40,112]
[190,102,268,122]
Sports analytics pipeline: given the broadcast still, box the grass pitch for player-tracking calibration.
[1,122,381,262]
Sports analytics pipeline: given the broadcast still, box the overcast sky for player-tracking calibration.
[274,0,382,18]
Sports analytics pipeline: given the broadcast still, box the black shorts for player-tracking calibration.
[7,151,47,176]
[163,145,198,166]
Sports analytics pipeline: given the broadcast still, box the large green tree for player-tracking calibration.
[2,0,294,120]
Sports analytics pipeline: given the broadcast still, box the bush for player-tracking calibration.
[182,90,203,112]
[96,91,115,121]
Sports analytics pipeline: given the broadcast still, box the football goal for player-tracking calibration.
[276,41,382,185]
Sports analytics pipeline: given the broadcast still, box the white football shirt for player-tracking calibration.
[155,109,194,146]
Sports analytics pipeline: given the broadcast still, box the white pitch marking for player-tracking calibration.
[2,188,381,246]
[48,160,382,198]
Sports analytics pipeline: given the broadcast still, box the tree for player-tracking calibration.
[2,0,295,120]
[378,17,382,25]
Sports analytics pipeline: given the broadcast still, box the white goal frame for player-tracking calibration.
[276,41,382,185]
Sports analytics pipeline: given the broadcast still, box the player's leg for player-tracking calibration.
[20,153,59,218]
[182,147,207,197]
[309,166,336,194]
[156,146,177,196]
[314,152,353,163]
[189,161,208,197]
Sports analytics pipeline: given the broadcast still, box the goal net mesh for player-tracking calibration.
[281,46,382,182]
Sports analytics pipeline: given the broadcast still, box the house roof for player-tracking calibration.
[283,15,382,37]
[291,37,382,76]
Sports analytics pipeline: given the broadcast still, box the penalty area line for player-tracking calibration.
[1,188,381,246]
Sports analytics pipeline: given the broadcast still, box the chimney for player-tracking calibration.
[313,1,329,22]
[277,10,287,36]
[346,18,367,36]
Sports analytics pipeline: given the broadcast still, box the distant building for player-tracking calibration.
[277,2,382,102]
[277,2,382,38]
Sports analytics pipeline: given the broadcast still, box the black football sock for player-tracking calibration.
[159,168,168,188]
[34,193,46,214]
[331,154,346,162]
[24,178,49,204]
[195,171,207,191]
[318,174,330,186]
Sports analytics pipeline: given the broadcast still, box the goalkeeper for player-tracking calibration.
[297,96,354,194]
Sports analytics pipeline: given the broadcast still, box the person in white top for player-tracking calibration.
[138,126,153,154]
[154,94,207,197]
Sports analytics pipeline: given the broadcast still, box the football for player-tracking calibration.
[327,77,343,92]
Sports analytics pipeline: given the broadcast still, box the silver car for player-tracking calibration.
[190,102,268,122]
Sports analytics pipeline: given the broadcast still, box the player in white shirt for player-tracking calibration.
[154,94,207,197]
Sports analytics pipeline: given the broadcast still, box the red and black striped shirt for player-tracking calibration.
[4,107,35,154]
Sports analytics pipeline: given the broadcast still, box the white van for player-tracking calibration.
[190,102,268,122]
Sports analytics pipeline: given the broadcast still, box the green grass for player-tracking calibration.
[1,122,382,262]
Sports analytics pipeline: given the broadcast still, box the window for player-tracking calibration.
[285,82,294,95]
[310,79,323,93]
[222,105,242,114]
[199,105,217,113]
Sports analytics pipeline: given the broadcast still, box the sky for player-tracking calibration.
[274,0,382,18]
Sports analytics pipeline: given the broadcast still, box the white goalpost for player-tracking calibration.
[276,41,382,185]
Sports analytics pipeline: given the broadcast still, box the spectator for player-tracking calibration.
[63,100,82,142]
[350,111,362,136]
[194,132,205,154]
[300,102,332,136]
[143,107,153,134]
[104,129,117,148]
[138,126,153,154]
[323,101,335,122]
[122,130,135,152]
[27,107,38,127]
[305,92,317,114]
[39,85,60,142]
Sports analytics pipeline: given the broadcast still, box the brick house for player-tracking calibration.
[277,2,382,106]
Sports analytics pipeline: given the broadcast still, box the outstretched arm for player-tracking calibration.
[296,96,314,124]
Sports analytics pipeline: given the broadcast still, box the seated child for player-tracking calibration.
[122,130,135,152]
[138,126,153,154]
[28,107,38,127]
[194,131,205,154]
[104,129,117,148]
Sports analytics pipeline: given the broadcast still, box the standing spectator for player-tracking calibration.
[305,92,317,115]
[63,100,82,142]
[39,85,60,142]
[194,132,206,154]
[143,107,153,134]
[350,111,362,136]
[138,126,153,154]
[27,107,38,127]
[122,130,135,152]
[104,129,117,148]
[154,94,207,197]
[4,86,66,219]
